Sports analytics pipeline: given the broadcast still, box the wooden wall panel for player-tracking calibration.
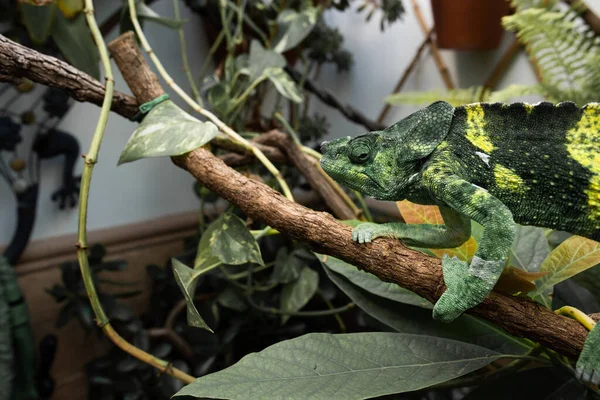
[13,211,198,399]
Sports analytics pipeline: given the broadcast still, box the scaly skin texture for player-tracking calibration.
[320,100,600,385]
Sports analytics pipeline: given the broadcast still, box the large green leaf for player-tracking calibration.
[319,254,431,308]
[280,267,319,324]
[209,214,264,266]
[265,67,303,103]
[510,225,550,272]
[19,2,57,44]
[194,217,222,271]
[171,259,213,332]
[324,264,531,354]
[174,332,502,399]
[271,248,303,284]
[272,7,319,53]
[51,11,99,79]
[246,40,286,81]
[532,236,600,297]
[118,100,218,165]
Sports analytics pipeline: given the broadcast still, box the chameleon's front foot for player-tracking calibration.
[351,223,393,244]
[433,255,504,323]
[576,321,600,386]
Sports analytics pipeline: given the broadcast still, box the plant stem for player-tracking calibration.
[228,76,266,112]
[555,306,596,331]
[352,190,373,222]
[78,1,194,385]
[274,112,301,145]
[317,289,347,333]
[172,0,201,103]
[196,30,225,88]
[128,0,294,201]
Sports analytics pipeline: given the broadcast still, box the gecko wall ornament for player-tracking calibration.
[320,100,600,385]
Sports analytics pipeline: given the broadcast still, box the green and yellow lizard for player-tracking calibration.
[320,100,600,386]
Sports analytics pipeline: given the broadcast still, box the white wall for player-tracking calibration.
[1,0,598,246]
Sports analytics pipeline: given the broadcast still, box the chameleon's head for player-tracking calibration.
[320,132,407,200]
[320,101,455,201]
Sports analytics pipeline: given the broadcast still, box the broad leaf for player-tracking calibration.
[57,0,83,18]
[51,12,99,79]
[318,254,431,308]
[272,7,319,53]
[396,201,478,261]
[194,217,221,270]
[246,40,286,81]
[494,266,547,295]
[209,214,264,266]
[118,100,218,165]
[19,2,56,44]
[171,259,213,332]
[510,225,550,272]
[265,67,303,103]
[271,248,302,284]
[174,332,502,399]
[137,2,185,29]
[323,265,531,354]
[532,236,600,297]
[216,286,247,312]
[280,267,319,324]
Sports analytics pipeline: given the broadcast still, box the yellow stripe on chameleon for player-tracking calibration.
[465,104,495,153]
[566,103,600,222]
[494,164,526,193]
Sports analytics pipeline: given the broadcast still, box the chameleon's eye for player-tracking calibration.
[349,140,371,164]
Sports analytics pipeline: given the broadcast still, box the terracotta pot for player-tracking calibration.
[430,0,510,50]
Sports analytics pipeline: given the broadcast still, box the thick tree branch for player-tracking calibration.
[7,32,590,360]
[0,34,139,120]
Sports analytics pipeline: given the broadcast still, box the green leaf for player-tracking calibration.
[174,332,502,399]
[324,264,531,354]
[272,7,319,53]
[271,248,302,284]
[246,40,286,81]
[280,267,319,324]
[51,12,100,79]
[171,259,213,332]
[318,254,431,308]
[265,67,303,103]
[118,100,218,165]
[509,225,550,272]
[137,2,185,29]
[216,286,248,312]
[194,217,222,270]
[57,0,83,18]
[532,236,600,297]
[209,214,264,266]
[19,2,57,45]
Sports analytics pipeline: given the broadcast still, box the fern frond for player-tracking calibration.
[385,87,491,107]
[503,2,600,104]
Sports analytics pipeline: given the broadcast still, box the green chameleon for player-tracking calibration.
[320,100,600,385]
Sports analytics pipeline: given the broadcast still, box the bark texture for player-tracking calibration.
[0,34,139,119]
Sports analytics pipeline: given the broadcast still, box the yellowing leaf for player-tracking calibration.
[396,200,478,261]
[495,266,548,295]
[397,200,443,225]
[532,236,600,297]
[57,0,83,18]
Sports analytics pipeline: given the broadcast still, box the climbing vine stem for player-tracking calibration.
[78,0,194,384]
[127,0,294,201]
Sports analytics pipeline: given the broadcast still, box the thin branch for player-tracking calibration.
[285,67,386,131]
[78,1,193,384]
[0,34,139,119]
[409,0,455,89]
[377,30,432,124]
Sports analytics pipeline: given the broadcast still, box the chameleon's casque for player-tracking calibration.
[320,100,600,384]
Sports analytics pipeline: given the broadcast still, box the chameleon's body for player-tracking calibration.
[320,100,600,384]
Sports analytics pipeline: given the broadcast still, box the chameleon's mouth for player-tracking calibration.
[320,158,386,196]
